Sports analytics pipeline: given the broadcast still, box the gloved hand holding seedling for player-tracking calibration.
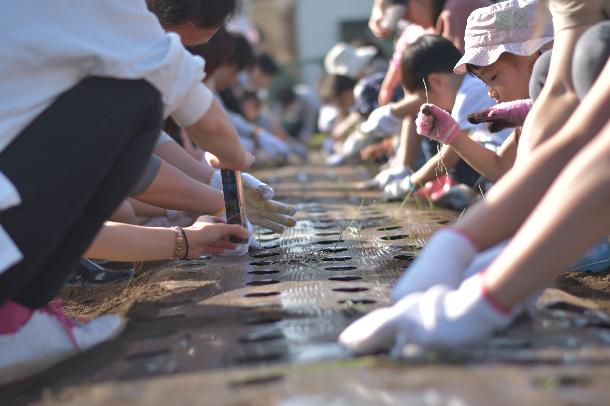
[209,171,296,234]
[467,99,533,133]
[415,104,460,144]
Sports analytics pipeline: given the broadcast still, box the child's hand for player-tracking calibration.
[184,220,250,258]
[467,99,533,133]
[339,273,516,354]
[416,104,460,144]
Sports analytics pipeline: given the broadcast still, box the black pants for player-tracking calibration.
[0,78,162,308]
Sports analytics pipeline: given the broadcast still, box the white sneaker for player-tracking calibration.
[0,301,124,385]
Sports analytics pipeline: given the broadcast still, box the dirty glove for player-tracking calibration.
[415,104,460,144]
[210,171,296,234]
[339,273,516,354]
[467,99,533,133]
[360,104,402,138]
[391,228,478,302]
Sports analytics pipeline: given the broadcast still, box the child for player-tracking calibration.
[415,0,609,269]
[339,0,610,354]
[416,0,554,181]
[382,34,512,202]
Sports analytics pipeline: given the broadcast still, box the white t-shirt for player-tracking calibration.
[0,0,215,273]
[452,75,512,149]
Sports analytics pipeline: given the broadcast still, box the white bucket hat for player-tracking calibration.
[324,43,377,79]
[454,0,554,74]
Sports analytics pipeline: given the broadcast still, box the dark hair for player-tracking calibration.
[465,63,483,79]
[257,53,280,76]
[318,74,357,103]
[432,0,448,24]
[188,29,254,76]
[230,34,256,72]
[400,34,462,92]
[241,90,261,105]
[147,0,241,29]
[277,86,297,107]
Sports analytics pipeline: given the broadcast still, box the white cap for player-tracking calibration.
[324,43,377,79]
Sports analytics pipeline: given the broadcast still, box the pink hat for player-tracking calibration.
[454,0,554,74]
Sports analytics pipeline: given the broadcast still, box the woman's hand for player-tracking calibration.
[184,219,250,258]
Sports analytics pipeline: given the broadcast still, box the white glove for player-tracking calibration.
[339,273,516,354]
[391,228,478,302]
[359,165,412,190]
[210,170,273,199]
[382,175,415,202]
[210,171,296,233]
[360,105,402,138]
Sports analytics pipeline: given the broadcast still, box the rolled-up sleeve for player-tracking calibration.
[82,0,214,126]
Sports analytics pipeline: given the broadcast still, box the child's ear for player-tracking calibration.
[426,73,445,90]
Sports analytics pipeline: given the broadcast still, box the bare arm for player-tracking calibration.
[410,143,460,186]
[85,221,249,261]
[486,122,610,309]
[154,139,215,185]
[450,131,518,181]
[128,198,167,218]
[457,60,610,250]
[379,63,403,106]
[518,26,589,159]
[134,159,224,214]
[390,93,425,119]
[369,0,391,38]
[184,98,254,170]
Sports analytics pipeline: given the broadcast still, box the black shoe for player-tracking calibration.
[65,259,134,287]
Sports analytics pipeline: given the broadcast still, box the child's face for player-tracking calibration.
[336,90,355,114]
[241,99,260,123]
[473,54,534,103]
[213,64,240,91]
[415,73,460,111]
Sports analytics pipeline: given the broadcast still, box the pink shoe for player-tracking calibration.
[415,174,457,201]
[0,299,124,385]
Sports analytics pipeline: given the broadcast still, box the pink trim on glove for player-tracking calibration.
[481,273,512,315]
[446,227,480,252]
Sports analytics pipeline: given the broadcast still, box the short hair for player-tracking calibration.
[147,0,241,29]
[241,90,261,105]
[318,74,357,103]
[257,53,280,76]
[230,33,256,72]
[400,34,462,92]
[188,29,254,75]
[277,86,297,107]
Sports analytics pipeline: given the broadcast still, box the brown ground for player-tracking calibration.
[2,161,610,406]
